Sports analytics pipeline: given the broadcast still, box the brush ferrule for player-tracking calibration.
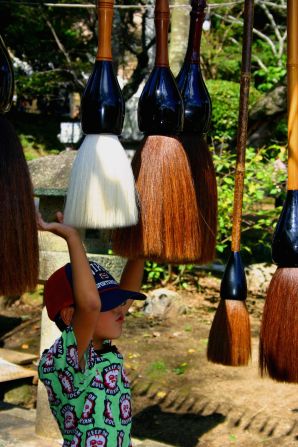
[220,251,247,301]
[272,190,298,266]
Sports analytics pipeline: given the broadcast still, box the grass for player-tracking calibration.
[6,110,65,160]
[146,360,168,379]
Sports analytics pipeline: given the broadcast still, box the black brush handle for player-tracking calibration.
[184,0,207,64]
[80,0,124,135]
[220,252,247,301]
[176,0,211,134]
[272,191,298,266]
[0,35,14,114]
[272,0,298,266]
[138,0,183,135]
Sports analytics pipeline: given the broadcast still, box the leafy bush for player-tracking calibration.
[214,144,287,259]
[206,80,262,142]
[254,64,286,93]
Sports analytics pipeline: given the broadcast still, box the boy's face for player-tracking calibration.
[92,302,126,346]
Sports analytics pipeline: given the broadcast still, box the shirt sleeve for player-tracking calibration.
[39,326,95,380]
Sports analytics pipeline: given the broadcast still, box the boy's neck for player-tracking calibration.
[92,337,104,350]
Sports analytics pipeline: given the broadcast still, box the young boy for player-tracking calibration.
[37,212,146,447]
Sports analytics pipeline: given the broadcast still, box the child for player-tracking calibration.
[38,212,146,447]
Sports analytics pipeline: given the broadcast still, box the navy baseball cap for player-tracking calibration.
[44,261,146,320]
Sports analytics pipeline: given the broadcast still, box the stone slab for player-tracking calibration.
[38,250,126,283]
[0,349,38,366]
[0,404,173,447]
[0,358,36,383]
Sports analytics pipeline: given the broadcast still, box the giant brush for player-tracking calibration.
[0,34,39,295]
[64,0,138,229]
[259,0,298,383]
[112,0,200,263]
[207,0,254,366]
[177,0,217,264]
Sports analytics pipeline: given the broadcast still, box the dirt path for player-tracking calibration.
[117,284,298,447]
[1,277,297,447]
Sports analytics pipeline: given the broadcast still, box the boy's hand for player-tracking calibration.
[36,211,78,240]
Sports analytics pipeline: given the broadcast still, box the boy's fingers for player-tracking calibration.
[56,211,64,223]
[36,211,44,228]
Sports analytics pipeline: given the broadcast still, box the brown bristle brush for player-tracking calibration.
[177,0,217,265]
[259,0,298,384]
[0,35,39,295]
[207,0,254,366]
[112,0,201,264]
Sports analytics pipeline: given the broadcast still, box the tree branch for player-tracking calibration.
[213,13,278,57]
[37,3,85,90]
[253,56,268,72]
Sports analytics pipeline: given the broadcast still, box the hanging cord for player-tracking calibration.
[0,1,246,9]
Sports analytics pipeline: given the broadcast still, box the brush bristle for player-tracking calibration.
[259,267,298,383]
[181,134,217,264]
[112,135,201,263]
[207,299,251,366]
[63,134,139,229]
[0,116,39,295]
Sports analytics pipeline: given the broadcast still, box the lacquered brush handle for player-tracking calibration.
[96,0,114,61]
[287,0,298,189]
[81,0,124,134]
[138,0,183,134]
[271,0,298,265]
[0,34,14,114]
[185,0,206,64]
[155,0,170,67]
[220,252,247,301]
[176,0,211,133]
[231,0,254,252]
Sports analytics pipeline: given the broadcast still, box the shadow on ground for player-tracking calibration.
[0,315,22,340]
[132,404,225,447]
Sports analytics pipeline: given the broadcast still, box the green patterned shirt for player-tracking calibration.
[38,326,132,447]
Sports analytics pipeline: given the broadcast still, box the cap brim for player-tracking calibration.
[100,289,146,312]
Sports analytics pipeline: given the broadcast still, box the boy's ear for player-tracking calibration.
[60,306,74,326]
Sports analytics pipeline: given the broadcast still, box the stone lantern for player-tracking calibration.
[28,150,126,440]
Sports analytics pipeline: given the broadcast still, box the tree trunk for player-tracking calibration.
[169,0,189,76]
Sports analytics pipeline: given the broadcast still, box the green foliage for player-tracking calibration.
[147,360,168,378]
[173,362,188,375]
[206,80,262,141]
[7,111,64,160]
[143,263,200,291]
[254,61,286,92]
[144,262,165,285]
[214,144,287,257]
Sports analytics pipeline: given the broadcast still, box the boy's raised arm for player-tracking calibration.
[120,259,145,312]
[37,212,100,364]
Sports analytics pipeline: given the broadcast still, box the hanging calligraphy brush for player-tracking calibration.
[259,0,298,383]
[0,35,39,295]
[112,0,201,263]
[0,34,14,113]
[177,0,217,264]
[63,0,138,229]
[207,0,254,366]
